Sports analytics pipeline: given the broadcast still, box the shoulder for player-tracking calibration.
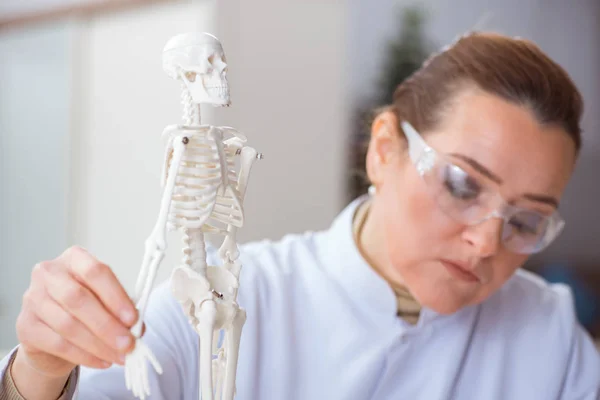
[208,231,325,278]
[493,268,577,322]
[478,269,600,383]
[205,231,328,310]
[147,230,325,326]
[479,269,596,362]
[483,269,579,334]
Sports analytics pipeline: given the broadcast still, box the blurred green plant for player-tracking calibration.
[346,5,435,203]
[375,6,433,106]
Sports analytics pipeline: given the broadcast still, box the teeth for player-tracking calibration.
[206,86,228,100]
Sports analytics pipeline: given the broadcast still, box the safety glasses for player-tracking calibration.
[400,121,565,255]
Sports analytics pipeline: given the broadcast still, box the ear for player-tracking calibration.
[365,110,402,188]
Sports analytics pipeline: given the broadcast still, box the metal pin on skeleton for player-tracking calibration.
[236,148,264,159]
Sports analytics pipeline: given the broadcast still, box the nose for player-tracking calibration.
[461,217,503,257]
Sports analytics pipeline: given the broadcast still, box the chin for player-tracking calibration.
[410,278,480,315]
[422,298,467,315]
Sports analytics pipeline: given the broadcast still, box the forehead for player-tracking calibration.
[424,89,576,198]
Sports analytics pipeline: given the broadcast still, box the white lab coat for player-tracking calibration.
[2,196,600,399]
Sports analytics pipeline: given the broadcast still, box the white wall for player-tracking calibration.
[0,20,74,348]
[213,0,349,242]
[0,0,83,18]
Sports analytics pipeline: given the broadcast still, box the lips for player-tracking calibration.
[440,259,480,283]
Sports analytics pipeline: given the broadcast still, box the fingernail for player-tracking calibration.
[120,309,135,325]
[116,335,132,350]
[102,361,112,368]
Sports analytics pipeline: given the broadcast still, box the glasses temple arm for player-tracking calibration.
[400,121,429,162]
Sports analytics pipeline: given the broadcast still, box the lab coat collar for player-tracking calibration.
[319,195,476,330]
[320,195,403,329]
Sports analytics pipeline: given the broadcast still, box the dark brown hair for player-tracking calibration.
[385,32,584,153]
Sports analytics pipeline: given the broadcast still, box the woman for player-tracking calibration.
[2,32,599,400]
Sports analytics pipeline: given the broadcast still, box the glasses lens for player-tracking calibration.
[424,161,492,223]
[421,158,557,254]
[501,210,549,253]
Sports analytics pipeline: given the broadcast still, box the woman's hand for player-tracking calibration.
[11,245,140,397]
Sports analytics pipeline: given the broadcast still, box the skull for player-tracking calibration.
[162,32,230,106]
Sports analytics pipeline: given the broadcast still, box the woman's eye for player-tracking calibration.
[509,219,537,235]
[443,164,480,200]
[509,213,543,235]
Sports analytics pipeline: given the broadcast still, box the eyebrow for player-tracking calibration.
[449,153,560,208]
[522,193,559,208]
[449,153,503,184]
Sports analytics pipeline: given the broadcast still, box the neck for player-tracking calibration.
[181,86,201,126]
[356,196,407,290]
[193,104,201,125]
[354,195,422,324]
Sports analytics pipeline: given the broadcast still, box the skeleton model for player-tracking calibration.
[123,32,262,400]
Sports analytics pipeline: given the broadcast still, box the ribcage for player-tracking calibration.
[166,134,243,233]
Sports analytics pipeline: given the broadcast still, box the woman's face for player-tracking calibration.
[367,88,577,314]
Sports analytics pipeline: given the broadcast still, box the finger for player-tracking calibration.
[125,360,131,390]
[136,361,145,399]
[32,288,124,365]
[18,311,111,370]
[60,246,138,327]
[142,355,149,397]
[145,346,162,374]
[43,264,135,354]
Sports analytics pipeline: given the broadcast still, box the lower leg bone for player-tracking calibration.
[222,308,246,400]
[197,300,218,400]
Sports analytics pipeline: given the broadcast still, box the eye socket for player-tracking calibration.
[211,56,228,73]
[200,57,214,74]
[442,164,481,200]
[184,71,197,82]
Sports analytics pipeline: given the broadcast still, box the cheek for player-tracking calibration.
[470,253,528,305]
[380,166,459,262]
[491,253,527,283]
